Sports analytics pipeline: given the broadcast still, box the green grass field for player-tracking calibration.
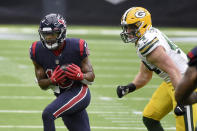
[0,25,196,131]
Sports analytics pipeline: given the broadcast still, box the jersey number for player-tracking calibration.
[162,33,181,54]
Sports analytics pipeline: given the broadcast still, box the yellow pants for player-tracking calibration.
[143,82,197,131]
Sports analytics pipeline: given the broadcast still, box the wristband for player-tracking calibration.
[127,83,136,93]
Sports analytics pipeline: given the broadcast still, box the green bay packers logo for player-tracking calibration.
[135,10,146,18]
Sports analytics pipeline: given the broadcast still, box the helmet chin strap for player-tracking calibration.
[45,42,59,50]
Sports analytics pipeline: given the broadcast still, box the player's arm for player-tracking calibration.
[175,66,197,105]
[81,56,95,83]
[32,60,66,90]
[132,62,153,89]
[32,60,52,90]
[65,56,95,84]
[146,46,181,88]
[116,62,153,98]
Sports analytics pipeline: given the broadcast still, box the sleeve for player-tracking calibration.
[138,36,160,57]
[187,46,197,66]
[29,41,38,61]
[79,39,89,60]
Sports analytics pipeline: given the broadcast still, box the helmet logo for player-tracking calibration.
[58,19,66,28]
[135,11,146,18]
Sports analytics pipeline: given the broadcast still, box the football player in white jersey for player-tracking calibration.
[116,7,197,131]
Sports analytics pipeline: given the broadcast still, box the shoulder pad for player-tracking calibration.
[137,30,159,56]
[66,38,89,58]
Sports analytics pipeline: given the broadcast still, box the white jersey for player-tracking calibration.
[136,27,188,83]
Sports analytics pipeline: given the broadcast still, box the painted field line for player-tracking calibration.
[0,33,197,43]
[94,66,138,71]
[0,125,176,130]
[0,83,159,88]
[0,83,35,87]
[91,84,159,89]
[0,96,54,100]
[112,120,142,123]
[0,125,145,130]
[0,110,130,114]
[105,117,135,120]
[0,30,197,43]
[0,96,150,101]
[0,110,42,113]
[5,57,140,63]
[0,109,173,116]
[1,27,197,36]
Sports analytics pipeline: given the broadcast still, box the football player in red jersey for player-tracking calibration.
[29,13,95,131]
[175,47,197,116]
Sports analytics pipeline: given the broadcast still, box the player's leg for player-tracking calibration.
[61,109,90,131]
[143,82,173,131]
[142,117,164,131]
[42,107,56,131]
[42,85,90,131]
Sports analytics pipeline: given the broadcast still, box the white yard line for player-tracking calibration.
[0,27,197,36]
[0,83,159,88]
[0,109,173,115]
[0,125,176,130]
[0,96,54,99]
[0,110,42,113]
[0,28,197,43]
[105,117,135,120]
[0,110,130,114]
[0,95,151,101]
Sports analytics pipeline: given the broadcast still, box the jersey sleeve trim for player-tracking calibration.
[187,50,197,66]
[79,39,85,57]
[30,41,38,60]
[139,37,159,55]
[188,51,194,59]
[31,41,38,59]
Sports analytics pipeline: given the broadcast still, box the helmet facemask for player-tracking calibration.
[39,27,65,50]
[120,24,138,43]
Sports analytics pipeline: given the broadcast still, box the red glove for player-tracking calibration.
[65,64,84,80]
[50,65,67,84]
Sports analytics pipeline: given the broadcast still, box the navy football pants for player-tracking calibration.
[42,85,91,131]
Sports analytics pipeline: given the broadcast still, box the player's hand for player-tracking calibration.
[50,65,67,84]
[65,64,84,81]
[117,85,130,98]
[174,104,186,116]
[117,83,136,98]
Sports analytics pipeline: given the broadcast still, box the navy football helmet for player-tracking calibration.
[39,13,67,50]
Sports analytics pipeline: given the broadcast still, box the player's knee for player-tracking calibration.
[42,109,54,121]
[143,116,158,125]
[143,116,164,131]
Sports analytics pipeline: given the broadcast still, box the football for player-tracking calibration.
[60,64,70,71]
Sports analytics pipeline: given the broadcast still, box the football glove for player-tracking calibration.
[50,65,67,84]
[116,83,136,98]
[174,104,186,116]
[117,86,129,98]
[65,64,84,81]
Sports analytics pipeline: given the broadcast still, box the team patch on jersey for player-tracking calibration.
[139,37,159,55]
